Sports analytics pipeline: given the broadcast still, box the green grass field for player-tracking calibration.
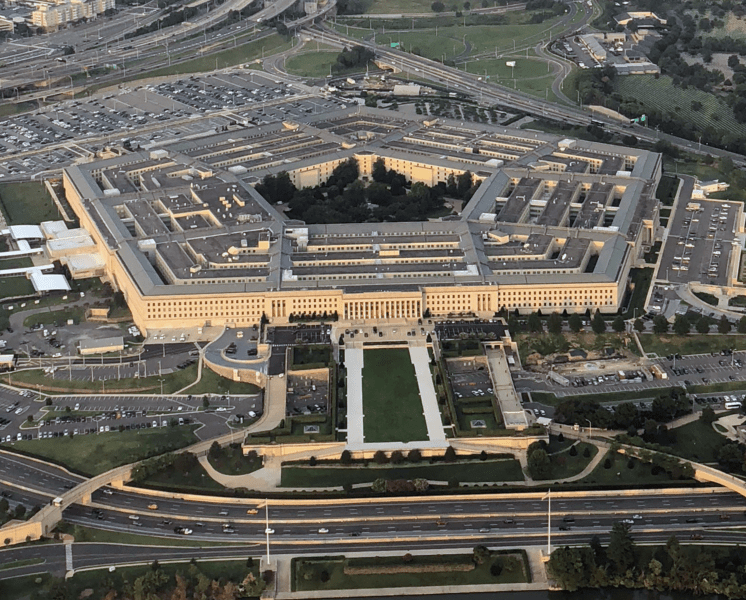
[362,348,428,443]
[615,74,746,138]
[536,442,598,480]
[0,181,59,226]
[131,34,292,80]
[183,367,261,395]
[3,425,199,475]
[286,51,339,78]
[577,449,690,486]
[367,0,441,13]
[639,334,746,357]
[659,419,727,464]
[55,523,233,547]
[24,306,86,328]
[139,461,226,493]
[207,444,263,475]
[293,550,530,591]
[280,458,524,487]
[0,276,35,299]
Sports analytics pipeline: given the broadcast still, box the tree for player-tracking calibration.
[371,158,387,183]
[444,446,457,462]
[528,312,543,333]
[718,315,732,334]
[202,396,210,408]
[390,450,405,464]
[547,313,563,335]
[729,53,741,68]
[611,315,626,333]
[472,545,490,565]
[696,316,711,334]
[527,448,551,479]
[633,318,645,333]
[673,315,690,336]
[568,313,583,333]
[463,0,471,9]
[700,406,716,424]
[374,450,388,464]
[653,315,669,334]
[340,449,352,465]
[591,311,606,334]
[431,0,445,10]
[607,521,636,575]
[208,441,222,461]
[407,448,422,462]
[739,316,746,334]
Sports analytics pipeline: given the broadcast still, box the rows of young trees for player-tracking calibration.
[255,158,477,223]
[549,526,746,598]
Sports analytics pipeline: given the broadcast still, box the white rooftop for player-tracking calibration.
[29,271,70,293]
[6,225,43,240]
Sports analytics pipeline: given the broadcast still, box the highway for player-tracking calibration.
[2,522,746,580]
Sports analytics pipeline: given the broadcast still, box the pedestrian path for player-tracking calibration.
[345,348,364,445]
[409,346,447,444]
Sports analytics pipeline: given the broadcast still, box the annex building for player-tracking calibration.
[62,107,661,336]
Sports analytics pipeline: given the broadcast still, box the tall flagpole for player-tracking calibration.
[265,498,271,566]
[547,489,551,556]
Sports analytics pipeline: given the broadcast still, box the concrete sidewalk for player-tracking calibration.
[409,346,447,444]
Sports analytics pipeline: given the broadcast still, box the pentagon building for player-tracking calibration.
[62,107,661,336]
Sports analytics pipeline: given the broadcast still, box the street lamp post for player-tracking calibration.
[586,419,592,440]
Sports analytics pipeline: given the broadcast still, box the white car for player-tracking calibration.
[265,528,275,534]
[318,528,329,534]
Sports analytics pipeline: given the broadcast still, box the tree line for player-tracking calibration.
[549,524,746,598]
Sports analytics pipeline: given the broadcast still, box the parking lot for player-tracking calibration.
[657,198,739,287]
[0,390,262,443]
[286,372,329,417]
[0,72,349,177]
[445,357,493,399]
[435,320,507,341]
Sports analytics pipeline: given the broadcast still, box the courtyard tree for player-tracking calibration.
[652,315,669,334]
[568,313,583,333]
[591,311,606,334]
[718,315,732,334]
[696,316,711,334]
[528,312,543,333]
[633,318,645,333]
[673,315,690,336]
[611,315,626,333]
[547,313,563,335]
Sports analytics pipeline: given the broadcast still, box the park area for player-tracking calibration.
[361,348,429,443]
[292,550,530,592]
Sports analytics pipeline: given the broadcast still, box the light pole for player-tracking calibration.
[265,499,271,565]
[585,419,592,440]
[545,489,551,556]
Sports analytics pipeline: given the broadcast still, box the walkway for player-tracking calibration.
[345,348,365,445]
[409,346,447,444]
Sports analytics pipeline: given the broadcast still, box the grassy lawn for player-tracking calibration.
[280,458,524,487]
[139,461,226,493]
[0,574,54,600]
[285,51,339,78]
[3,425,199,476]
[134,34,291,80]
[621,268,653,320]
[208,444,263,475]
[292,345,332,369]
[577,449,691,486]
[0,181,59,225]
[639,334,746,357]
[0,557,44,571]
[185,366,261,395]
[694,291,719,306]
[362,348,428,443]
[0,257,33,271]
[292,550,530,591]
[615,74,746,139]
[367,0,437,13]
[531,388,670,407]
[538,442,598,480]
[0,276,36,300]
[728,295,746,307]
[24,306,86,328]
[657,419,728,464]
[5,363,203,394]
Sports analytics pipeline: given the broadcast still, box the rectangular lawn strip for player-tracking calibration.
[138,461,227,493]
[0,574,55,600]
[23,306,86,328]
[0,181,59,225]
[292,550,530,591]
[362,348,428,443]
[0,557,45,571]
[639,334,746,356]
[0,276,36,299]
[182,366,261,395]
[3,425,199,476]
[280,458,525,487]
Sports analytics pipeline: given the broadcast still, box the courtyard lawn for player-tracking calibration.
[657,419,728,464]
[0,181,59,225]
[280,458,524,487]
[362,348,428,443]
[3,425,199,476]
[577,449,692,486]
